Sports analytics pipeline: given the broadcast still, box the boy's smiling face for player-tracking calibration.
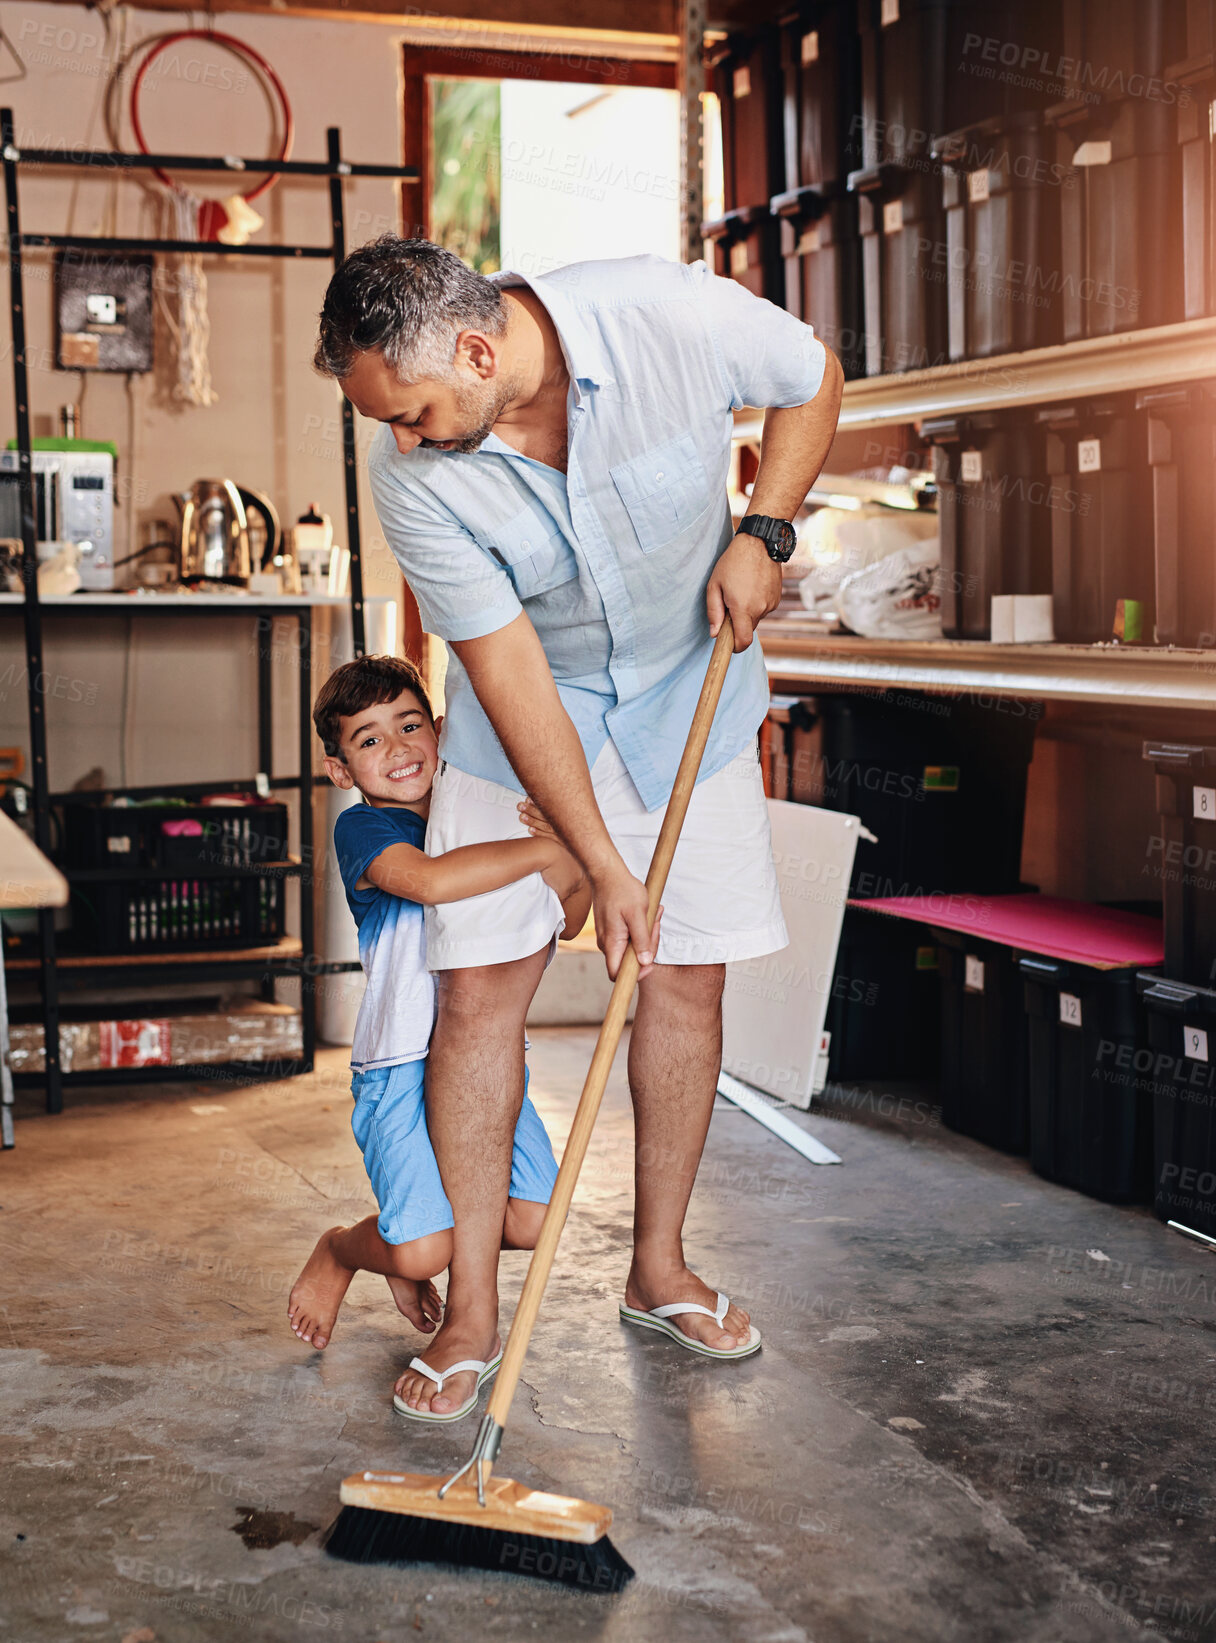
[323,687,441,813]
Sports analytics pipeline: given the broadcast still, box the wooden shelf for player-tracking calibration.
[734,317,1216,438]
[759,622,1216,713]
[5,935,304,971]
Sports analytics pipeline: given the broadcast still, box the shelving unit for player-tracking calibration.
[0,115,419,1120]
[759,626,1216,714]
[734,316,1216,440]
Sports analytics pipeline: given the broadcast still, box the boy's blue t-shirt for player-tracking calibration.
[333,802,436,1072]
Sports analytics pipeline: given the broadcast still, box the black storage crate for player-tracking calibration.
[1136,383,1216,649]
[706,29,784,301]
[812,690,1037,897]
[772,2,865,377]
[922,410,1053,639]
[848,0,1061,375]
[1047,93,1183,341]
[827,905,940,1080]
[71,873,286,954]
[64,800,289,872]
[1143,742,1216,986]
[1138,973,1216,1238]
[937,928,1028,1153]
[1039,397,1153,643]
[934,113,1065,360]
[1020,956,1154,1202]
[1171,3,1216,320]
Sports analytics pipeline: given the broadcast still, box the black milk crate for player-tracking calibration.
[827,905,940,1080]
[1038,397,1153,644]
[937,927,1028,1154]
[1136,383,1216,649]
[1020,955,1154,1203]
[1137,972,1216,1239]
[1143,742,1216,986]
[64,800,289,873]
[934,112,1065,360]
[72,872,286,955]
[922,410,1053,639]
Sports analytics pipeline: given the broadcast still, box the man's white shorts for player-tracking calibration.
[424,737,788,971]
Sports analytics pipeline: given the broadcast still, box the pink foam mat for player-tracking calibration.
[850,893,1164,970]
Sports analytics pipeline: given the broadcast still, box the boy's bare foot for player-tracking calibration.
[624,1260,751,1352]
[393,1310,501,1416]
[387,1275,443,1334]
[288,1227,355,1349]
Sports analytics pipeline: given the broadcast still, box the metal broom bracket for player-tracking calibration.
[439,1414,503,1506]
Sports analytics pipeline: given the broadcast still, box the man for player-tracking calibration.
[315,236,843,1417]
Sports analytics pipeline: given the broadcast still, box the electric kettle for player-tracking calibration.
[175,480,281,586]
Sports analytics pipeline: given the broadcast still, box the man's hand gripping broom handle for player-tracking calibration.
[441,619,737,1504]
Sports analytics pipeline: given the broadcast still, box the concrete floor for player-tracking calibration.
[3,1033,1216,1643]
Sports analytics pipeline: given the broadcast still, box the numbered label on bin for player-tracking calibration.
[881,0,900,23]
[1059,992,1083,1028]
[1185,1026,1209,1063]
[1194,786,1215,821]
[883,199,903,235]
[964,955,985,993]
[1077,439,1102,473]
[801,30,819,63]
[967,170,991,204]
[733,65,751,99]
[960,450,983,483]
[729,242,750,277]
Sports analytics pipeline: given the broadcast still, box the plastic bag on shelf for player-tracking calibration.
[798,504,938,619]
[835,538,943,640]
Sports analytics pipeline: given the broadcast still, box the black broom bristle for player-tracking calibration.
[323,1504,634,1593]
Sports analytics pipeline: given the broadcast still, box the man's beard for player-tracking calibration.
[423,373,522,454]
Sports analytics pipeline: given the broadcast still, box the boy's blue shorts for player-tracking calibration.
[350,1058,558,1248]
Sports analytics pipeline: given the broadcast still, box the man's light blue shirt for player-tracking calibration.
[367,254,827,812]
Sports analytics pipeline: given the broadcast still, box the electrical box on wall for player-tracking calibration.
[55,251,154,373]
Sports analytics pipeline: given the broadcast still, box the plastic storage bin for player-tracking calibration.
[1038,397,1153,643]
[1047,93,1183,340]
[1170,3,1216,320]
[1143,741,1216,986]
[848,0,1060,374]
[937,927,1028,1153]
[705,29,784,301]
[827,905,940,1081]
[1136,383,1216,649]
[921,410,1053,638]
[771,1,864,376]
[1138,972,1216,1238]
[1020,955,1154,1202]
[811,690,1037,897]
[933,112,1065,359]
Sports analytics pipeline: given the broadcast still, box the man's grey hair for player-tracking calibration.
[314,235,507,383]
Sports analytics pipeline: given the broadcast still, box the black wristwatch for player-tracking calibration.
[737,513,798,563]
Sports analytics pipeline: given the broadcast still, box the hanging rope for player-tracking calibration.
[164,186,216,407]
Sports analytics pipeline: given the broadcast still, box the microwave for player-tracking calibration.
[0,449,116,590]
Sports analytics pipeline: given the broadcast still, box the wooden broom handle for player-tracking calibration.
[485,618,736,1434]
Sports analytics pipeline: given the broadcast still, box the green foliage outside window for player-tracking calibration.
[429,78,502,274]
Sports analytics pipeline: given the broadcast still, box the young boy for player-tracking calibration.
[287,654,589,1422]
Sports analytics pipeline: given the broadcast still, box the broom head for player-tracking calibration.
[325,1471,634,1592]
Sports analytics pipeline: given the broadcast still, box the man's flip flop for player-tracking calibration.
[619,1291,762,1360]
[392,1349,504,1423]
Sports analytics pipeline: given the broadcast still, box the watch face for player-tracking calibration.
[770,520,798,562]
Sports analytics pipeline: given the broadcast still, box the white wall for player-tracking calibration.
[0,2,410,791]
[499,79,679,276]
